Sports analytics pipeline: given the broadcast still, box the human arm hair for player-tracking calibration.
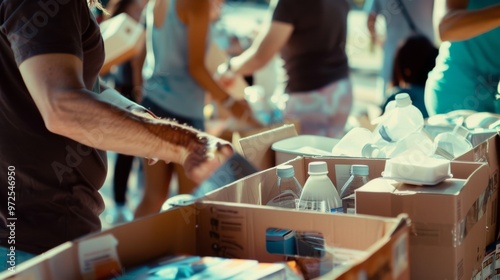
[435,0,500,41]
[19,53,232,182]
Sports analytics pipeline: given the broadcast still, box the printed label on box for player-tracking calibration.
[78,234,122,280]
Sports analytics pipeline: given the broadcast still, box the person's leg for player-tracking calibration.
[134,160,173,218]
[113,153,135,205]
[106,153,135,224]
[0,246,37,272]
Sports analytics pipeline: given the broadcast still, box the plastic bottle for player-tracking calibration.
[298,161,342,213]
[433,125,472,159]
[375,93,424,143]
[339,165,370,199]
[266,165,302,209]
[331,127,384,158]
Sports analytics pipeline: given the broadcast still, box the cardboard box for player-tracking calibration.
[456,134,500,243]
[237,123,298,170]
[99,13,145,75]
[200,156,409,279]
[203,156,386,205]
[356,161,492,280]
[0,202,410,280]
[239,124,499,244]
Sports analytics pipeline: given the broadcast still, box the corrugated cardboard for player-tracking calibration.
[356,162,491,280]
[237,123,298,170]
[0,202,410,280]
[456,134,499,243]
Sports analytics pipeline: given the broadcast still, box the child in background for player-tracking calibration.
[380,34,438,119]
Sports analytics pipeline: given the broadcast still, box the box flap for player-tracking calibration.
[238,124,298,170]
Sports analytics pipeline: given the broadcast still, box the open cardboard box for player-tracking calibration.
[237,123,298,170]
[202,153,497,280]
[356,161,493,280]
[199,156,410,279]
[203,156,387,205]
[239,125,500,243]
[0,202,409,280]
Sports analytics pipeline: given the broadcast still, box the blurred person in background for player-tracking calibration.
[424,0,500,116]
[102,0,148,225]
[0,0,233,269]
[365,0,435,101]
[133,0,260,218]
[217,0,353,138]
[380,34,438,118]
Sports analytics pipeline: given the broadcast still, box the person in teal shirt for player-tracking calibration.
[424,0,500,116]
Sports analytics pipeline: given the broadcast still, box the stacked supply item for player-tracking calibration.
[332,93,474,160]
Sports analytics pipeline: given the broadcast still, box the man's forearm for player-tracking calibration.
[50,88,206,165]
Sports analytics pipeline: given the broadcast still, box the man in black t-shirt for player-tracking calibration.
[0,0,233,269]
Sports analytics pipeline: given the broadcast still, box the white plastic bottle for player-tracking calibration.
[376,93,424,143]
[266,165,302,209]
[331,127,384,158]
[433,125,472,158]
[298,161,342,213]
[339,165,370,199]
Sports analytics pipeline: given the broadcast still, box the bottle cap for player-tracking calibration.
[277,165,294,178]
[308,161,328,175]
[351,165,369,176]
[395,93,411,107]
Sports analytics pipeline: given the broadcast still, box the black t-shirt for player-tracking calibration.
[272,0,350,92]
[0,0,107,254]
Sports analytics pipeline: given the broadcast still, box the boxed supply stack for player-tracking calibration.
[235,123,500,279]
[0,201,410,280]
[356,162,492,279]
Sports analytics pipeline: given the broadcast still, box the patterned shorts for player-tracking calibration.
[284,78,353,138]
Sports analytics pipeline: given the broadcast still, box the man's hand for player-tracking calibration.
[181,132,234,184]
